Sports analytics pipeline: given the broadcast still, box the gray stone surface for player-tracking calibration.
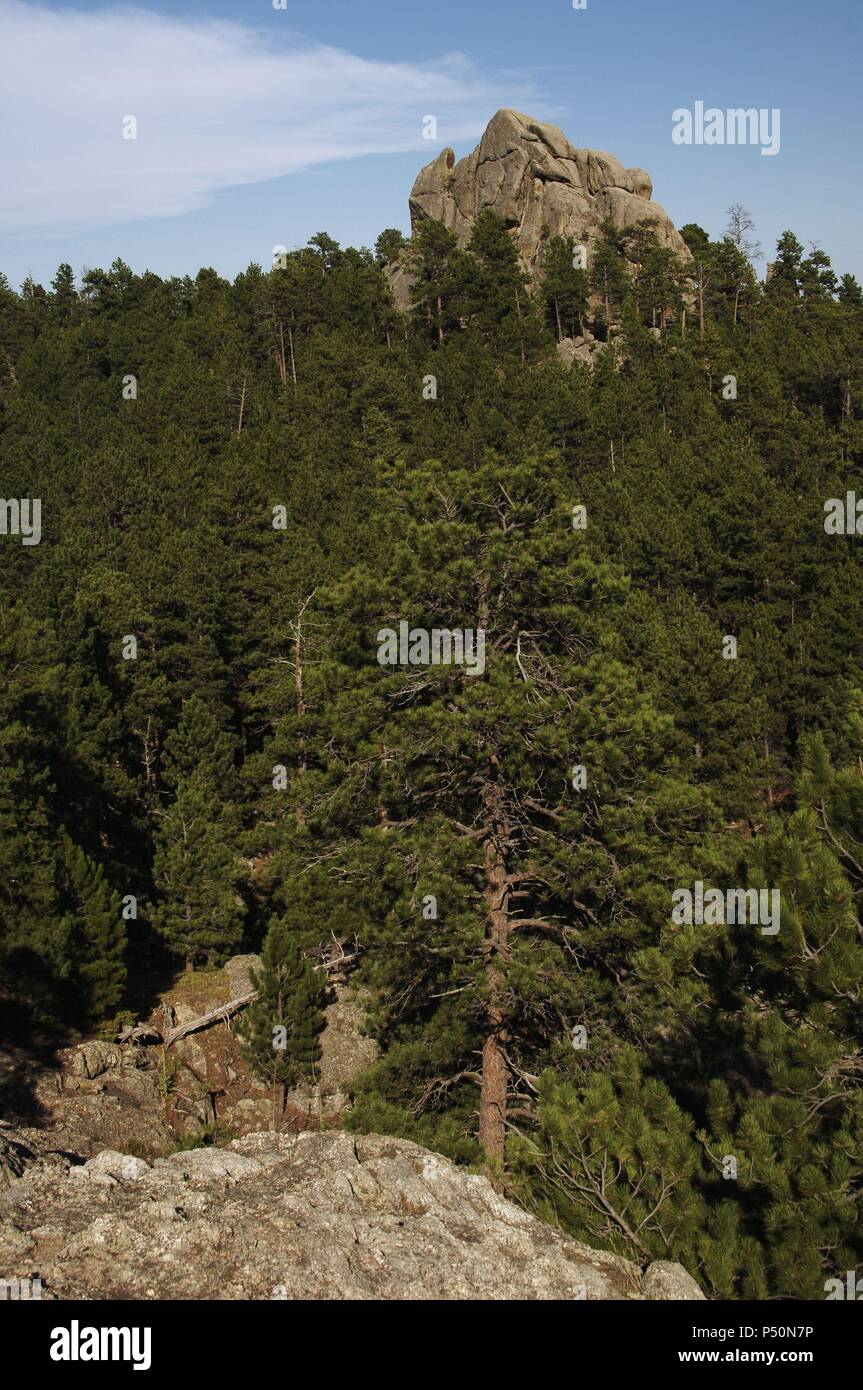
[223,954,260,998]
[0,1129,704,1301]
[403,109,691,282]
[69,1040,118,1079]
[642,1259,706,1301]
[286,985,380,1121]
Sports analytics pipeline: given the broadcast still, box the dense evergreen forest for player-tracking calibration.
[2,210,862,1298]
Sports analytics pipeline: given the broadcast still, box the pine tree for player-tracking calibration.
[767,230,805,298]
[152,696,245,968]
[50,263,78,321]
[406,219,460,344]
[838,273,863,307]
[294,442,717,1164]
[717,718,863,1298]
[58,831,126,1020]
[152,781,245,968]
[627,223,685,332]
[0,604,68,1022]
[539,235,589,342]
[240,915,325,1128]
[588,218,631,332]
[375,229,409,266]
[507,1048,765,1294]
[161,695,237,797]
[458,210,533,345]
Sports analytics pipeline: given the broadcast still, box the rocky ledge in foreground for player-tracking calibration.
[0,1130,703,1300]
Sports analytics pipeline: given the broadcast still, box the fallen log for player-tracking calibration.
[163,992,256,1048]
[158,939,362,1048]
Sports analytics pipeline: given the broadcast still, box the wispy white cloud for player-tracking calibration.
[0,1,539,232]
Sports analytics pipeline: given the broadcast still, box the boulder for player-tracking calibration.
[68,1041,118,1080]
[223,954,260,999]
[69,1150,151,1185]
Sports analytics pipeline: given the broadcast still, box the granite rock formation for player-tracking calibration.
[411,108,688,268]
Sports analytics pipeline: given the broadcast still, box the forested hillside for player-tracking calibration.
[1,211,862,1298]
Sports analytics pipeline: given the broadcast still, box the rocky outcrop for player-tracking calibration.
[0,1130,704,1301]
[287,985,380,1123]
[409,108,690,271]
[1,955,380,1171]
[557,333,611,367]
[163,957,379,1129]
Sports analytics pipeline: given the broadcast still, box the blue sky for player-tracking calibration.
[1,0,860,289]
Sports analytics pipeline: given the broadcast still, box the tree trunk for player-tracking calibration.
[515,288,525,364]
[478,781,510,1165]
[478,1022,508,1161]
[287,323,297,391]
[292,593,315,825]
[276,319,287,386]
[236,372,247,436]
[140,715,158,791]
